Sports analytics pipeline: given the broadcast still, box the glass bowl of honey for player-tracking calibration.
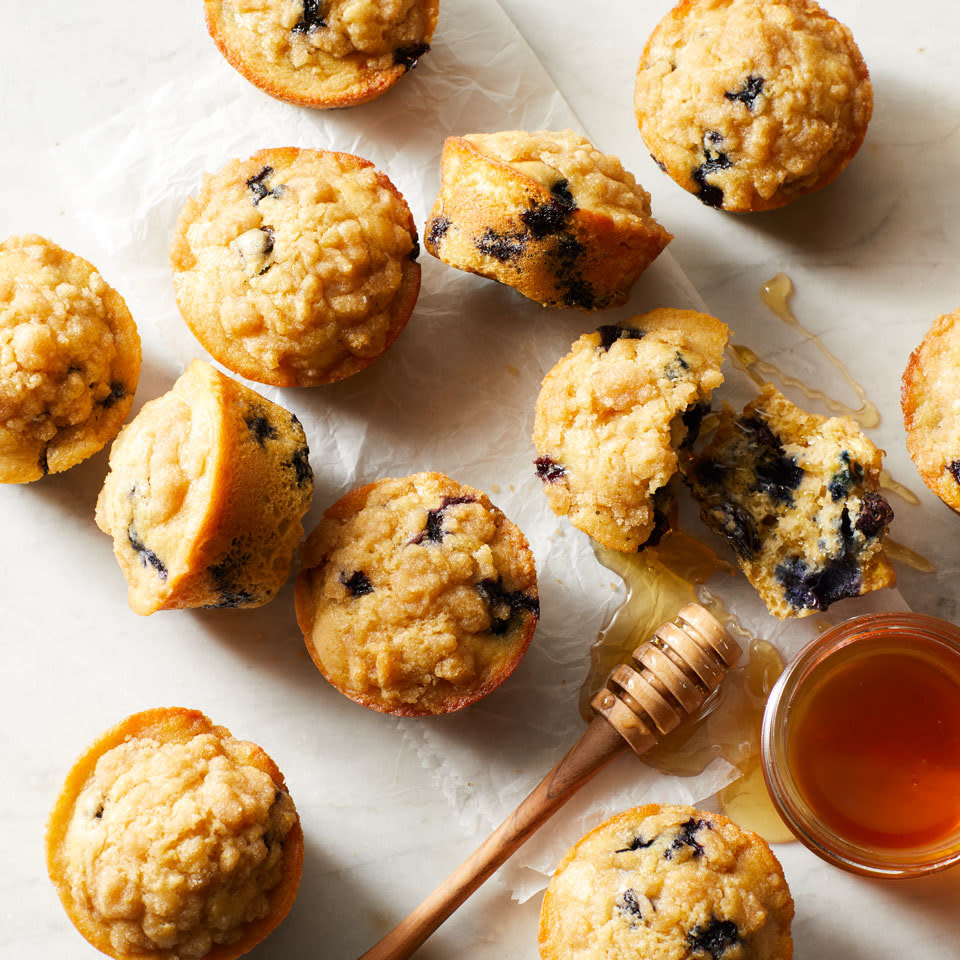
[761,612,960,877]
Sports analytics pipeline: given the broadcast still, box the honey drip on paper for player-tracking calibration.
[585,537,794,843]
[756,272,880,428]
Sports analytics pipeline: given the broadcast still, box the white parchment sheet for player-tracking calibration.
[50,0,907,903]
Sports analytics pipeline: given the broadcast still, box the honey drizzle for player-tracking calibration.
[586,537,794,843]
[758,272,881,429]
[883,538,937,574]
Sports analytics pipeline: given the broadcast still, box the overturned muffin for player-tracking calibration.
[295,472,538,716]
[95,360,313,615]
[424,130,672,310]
[689,385,894,618]
[539,804,794,960]
[171,147,420,386]
[0,235,140,483]
[635,0,873,212]
[205,0,439,108]
[533,310,728,551]
[46,707,302,960]
[902,307,960,512]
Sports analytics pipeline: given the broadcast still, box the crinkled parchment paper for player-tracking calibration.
[51,0,907,903]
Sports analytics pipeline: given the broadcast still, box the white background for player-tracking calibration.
[2,1,959,958]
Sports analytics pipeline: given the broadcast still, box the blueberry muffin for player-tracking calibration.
[0,235,140,483]
[539,804,794,960]
[170,147,420,386]
[688,385,894,619]
[205,0,439,108]
[901,307,960,512]
[423,130,672,310]
[46,707,302,960]
[533,310,728,551]
[295,472,539,716]
[95,360,313,615]
[635,0,873,212]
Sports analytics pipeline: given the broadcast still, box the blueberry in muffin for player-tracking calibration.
[688,384,894,618]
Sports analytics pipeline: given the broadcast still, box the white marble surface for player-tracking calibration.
[3,2,960,959]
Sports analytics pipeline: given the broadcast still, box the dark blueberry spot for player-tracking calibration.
[737,417,803,504]
[776,553,862,612]
[535,455,566,483]
[206,544,258,608]
[521,200,570,239]
[475,577,539,635]
[286,447,313,488]
[101,382,127,409]
[410,496,476,544]
[615,835,656,853]
[292,0,326,34]
[427,216,450,247]
[700,498,760,559]
[246,167,284,206]
[408,228,420,261]
[128,526,168,580]
[724,75,765,110]
[949,460,960,485]
[245,412,278,446]
[261,225,275,255]
[258,263,272,276]
[340,570,374,597]
[597,325,645,351]
[681,402,710,448]
[562,277,596,309]
[856,492,894,538]
[476,228,527,263]
[394,42,430,70]
[664,818,709,859]
[691,135,733,208]
[651,154,667,172]
[616,888,643,925]
[687,918,741,959]
[827,450,865,500]
[94,803,104,820]
[665,351,690,380]
[550,179,576,208]
[550,233,596,308]
[38,447,49,477]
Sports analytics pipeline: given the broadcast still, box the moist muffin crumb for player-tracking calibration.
[634,0,873,212]
[295,471,538,715]
[0,234,141,483]
[533,309,728,551]
[424,130,671,309]
[170,147,420,387]
[46,707,303,960]
[205,0,439,108]
[901,307,960,512]
[539,803,794,960]
[689,384,894,618]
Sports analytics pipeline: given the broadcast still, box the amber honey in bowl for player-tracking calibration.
[761,613,960,877]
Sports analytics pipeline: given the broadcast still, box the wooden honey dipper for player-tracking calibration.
[356,602,740,960]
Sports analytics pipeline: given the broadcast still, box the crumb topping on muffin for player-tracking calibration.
[0,235,140,482]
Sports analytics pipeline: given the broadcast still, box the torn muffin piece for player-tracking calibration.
[295,472,538,716]
[95,360,313,615]
[46,707,302,960]
[539,803,794,960]
[205,0,439,108]
[424,130,672,309]
[533,309,728,551]
[688,384,894,618]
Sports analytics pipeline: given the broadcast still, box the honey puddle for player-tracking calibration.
[585,536,794,843]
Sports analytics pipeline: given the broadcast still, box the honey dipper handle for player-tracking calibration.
[355,716,627,960]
